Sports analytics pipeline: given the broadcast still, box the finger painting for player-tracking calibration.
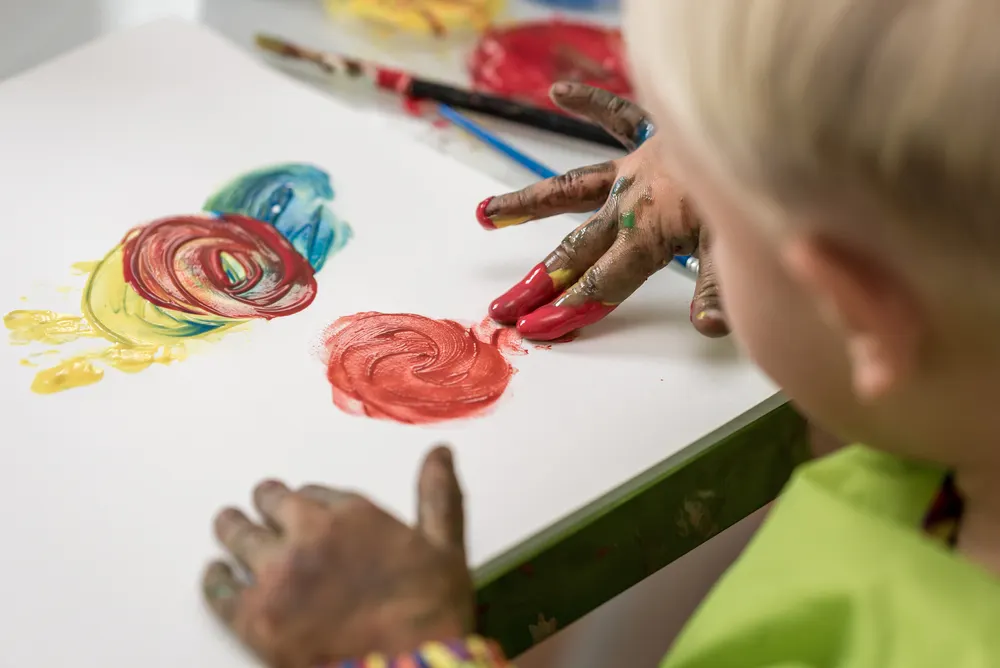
[469,22,632,111]
[204,164,351,271]
[4,163,351,394]
[319,313,526,425]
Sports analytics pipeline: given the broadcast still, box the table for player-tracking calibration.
[0,2,809,660]
[202,11,809,655]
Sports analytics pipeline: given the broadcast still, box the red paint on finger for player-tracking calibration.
[476,197,497,230]
[489,263,563,324]
[516,300,616,341]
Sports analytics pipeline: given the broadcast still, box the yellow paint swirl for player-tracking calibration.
[82,243,240,346]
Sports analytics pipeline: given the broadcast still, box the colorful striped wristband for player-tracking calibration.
[334,636,510,668]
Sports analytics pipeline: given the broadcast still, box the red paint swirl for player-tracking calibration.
[321,313,524,425]
[469,20,632,110]
[122,213,317,319]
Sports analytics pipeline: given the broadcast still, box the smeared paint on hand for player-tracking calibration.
[516,299,616,342]
[476,83,728,341]
[489,263,572,324]
[203,448,474,664]
[320,313,524,424]
[475,196,533,231]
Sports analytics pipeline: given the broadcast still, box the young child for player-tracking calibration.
[200,1,1000,665]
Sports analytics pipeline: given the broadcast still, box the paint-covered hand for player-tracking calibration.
[202,446,474,667]
[478,82,726,341]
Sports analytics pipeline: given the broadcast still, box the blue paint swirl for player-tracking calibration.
[203,163,352,271]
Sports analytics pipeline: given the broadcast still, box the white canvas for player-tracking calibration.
[0,19,780,666]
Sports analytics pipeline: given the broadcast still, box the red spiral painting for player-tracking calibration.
[469,21,632,110]
[122,213,318,320]
[320,312,525,425]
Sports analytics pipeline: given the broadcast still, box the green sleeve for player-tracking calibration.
[659,446,1000,668]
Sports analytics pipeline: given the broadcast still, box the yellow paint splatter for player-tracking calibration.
[31,357,104,394]
[7,238,254,394]
[27,343,187,394]
[5,246,229,394]
[3,310,98,345]
[19,349,62,366]
[71,261,99,275]
[103,342,187,373]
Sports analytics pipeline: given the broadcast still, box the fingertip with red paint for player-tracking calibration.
[489,263,562,324]
[476,197,498,230]
[516,300,616,341]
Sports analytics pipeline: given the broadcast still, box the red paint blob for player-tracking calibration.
[469,20,633,110]
[321,313,525,425]
[374,67,411,94]
[489,263,561,324]
[476,196,497,230]
[402,95,426,118]
[122,213,317,320]
[516,300,616,341]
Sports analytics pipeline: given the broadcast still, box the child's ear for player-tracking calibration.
[781,235,923,402]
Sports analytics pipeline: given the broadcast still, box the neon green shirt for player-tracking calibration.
[660,445,1000,668]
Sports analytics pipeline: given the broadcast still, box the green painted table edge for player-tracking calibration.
[472,398,810,656]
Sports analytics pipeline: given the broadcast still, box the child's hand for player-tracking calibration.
[480,83,726,341]
[202,446,473,667]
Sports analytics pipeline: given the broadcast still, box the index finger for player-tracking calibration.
[550,82,651,151]
[477,162,616,231]
[690,226,728,337]
[417,445,465,554]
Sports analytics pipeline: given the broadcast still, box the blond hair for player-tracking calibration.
[624,0,1000,273]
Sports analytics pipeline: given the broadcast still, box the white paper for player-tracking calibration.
[0,19,779,666]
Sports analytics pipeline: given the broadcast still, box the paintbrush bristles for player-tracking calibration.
[254,34,301,58]
[255,35,351,76]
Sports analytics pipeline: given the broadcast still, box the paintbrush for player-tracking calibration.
[254,34,624,149]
